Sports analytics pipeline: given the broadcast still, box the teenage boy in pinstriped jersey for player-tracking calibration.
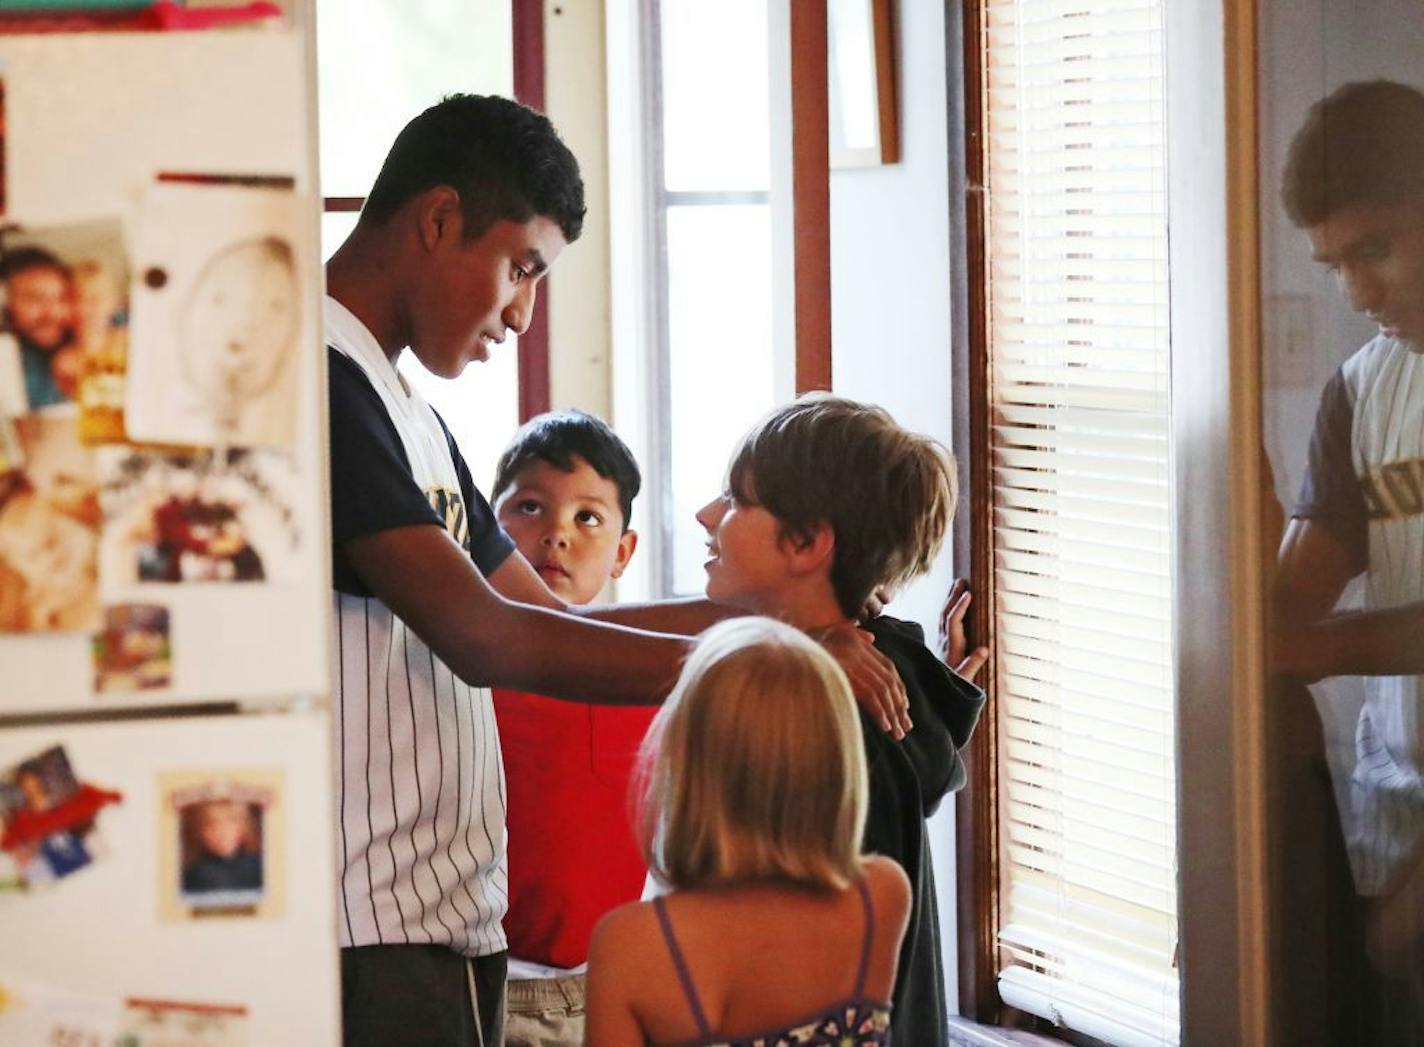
[1276,80,1424,1037]
[322,94,909,1047]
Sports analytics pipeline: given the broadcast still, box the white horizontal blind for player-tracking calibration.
[983,1,1179,1045]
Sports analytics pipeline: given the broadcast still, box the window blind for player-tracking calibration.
[982,1,1179,1045]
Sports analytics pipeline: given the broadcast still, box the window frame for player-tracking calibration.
[950,0,1180,1035]
[639,0,775,597]
[627,0,832,599]
[946,0,1001,1026]
[949,0,1272,1041]
[317,0,551,426]
[1164,0,1272,1041]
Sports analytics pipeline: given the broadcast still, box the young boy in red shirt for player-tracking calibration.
[490,411,652,1047]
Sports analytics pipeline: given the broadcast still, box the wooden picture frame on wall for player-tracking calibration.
[828,0,899,168]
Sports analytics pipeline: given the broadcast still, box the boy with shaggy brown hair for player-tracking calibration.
[693,394,985,1046]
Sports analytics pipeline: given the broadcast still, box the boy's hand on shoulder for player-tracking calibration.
[811,621,911,739]
[939,577,988,683]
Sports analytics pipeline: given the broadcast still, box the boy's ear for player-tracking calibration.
[416,186,463,252]
[609,529,638,579]
[781,521,835,577]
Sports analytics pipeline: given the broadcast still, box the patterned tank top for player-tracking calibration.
[651,878,893,1047]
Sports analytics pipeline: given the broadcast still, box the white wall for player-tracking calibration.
[826,0,962,1005]
[830,1,955,634]
[545,1,614,420]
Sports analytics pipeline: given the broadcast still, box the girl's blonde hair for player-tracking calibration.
[636,616,869,891]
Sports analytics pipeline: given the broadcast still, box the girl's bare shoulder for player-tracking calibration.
[862,856,912,927]
[588,898,664,971]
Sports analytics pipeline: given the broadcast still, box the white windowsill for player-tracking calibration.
[948,1016,1066,1047]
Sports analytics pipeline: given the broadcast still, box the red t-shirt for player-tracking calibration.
[493,690,657,968]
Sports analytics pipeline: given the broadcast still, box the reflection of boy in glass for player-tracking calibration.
[1276,79,1424,1027]
[181,799,262,895]
[1,247,77,409]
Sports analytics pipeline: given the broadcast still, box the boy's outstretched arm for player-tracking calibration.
[487,555,733,634]
[578,590,911,736]
[582,595,733,634]
[485,548,911,734]
[1283,602,1424,682]
[590,602,912,737]
[345,523,688,705]
[1275,522,1424,680]
[476,542,729,633]
[1274,517,1357,628]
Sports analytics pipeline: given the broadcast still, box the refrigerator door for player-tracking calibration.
[0,28,331,718]
[0,712,339,1046]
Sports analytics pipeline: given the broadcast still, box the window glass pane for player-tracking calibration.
[665,203,775,594]
[1257,2,1424,1041]
[321,211,358,262]
[321,215,518,490]
[984,2,1179,1043]
[316,1,518,495]
[398,344,520,496]
[828,0,878,150]
[659,0,770,192]
[316,0,513,197]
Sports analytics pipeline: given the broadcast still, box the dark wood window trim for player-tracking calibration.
[789,0,832,394]
[947,0,1000,1025]
[512,0,550,422]
[946,7,1161,1042]
[319,7,549,423]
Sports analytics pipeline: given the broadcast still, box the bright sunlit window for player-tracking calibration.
[649,0,779,595]
[982,0,1179,1043]
[316,0,519,490]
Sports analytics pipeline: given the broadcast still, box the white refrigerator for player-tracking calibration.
[0,12,340,1046]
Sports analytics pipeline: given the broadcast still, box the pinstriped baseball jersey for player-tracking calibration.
[326,296,516,956]
[1296,332,1424,894]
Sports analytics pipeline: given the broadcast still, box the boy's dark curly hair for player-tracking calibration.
[360,94,585,244]
[492,410,641,530]
[1282,80,1424,228]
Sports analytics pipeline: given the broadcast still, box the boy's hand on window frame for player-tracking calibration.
[940,577,989,683]
[812,621,911,739]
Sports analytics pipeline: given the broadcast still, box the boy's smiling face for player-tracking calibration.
[496,456,636,605]
[695,488,796,614]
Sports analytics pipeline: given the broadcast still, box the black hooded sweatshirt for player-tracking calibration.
[861,614,986,1047]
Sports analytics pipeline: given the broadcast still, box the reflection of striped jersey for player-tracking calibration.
[326,297,515,955]
[1297,333,1424,894]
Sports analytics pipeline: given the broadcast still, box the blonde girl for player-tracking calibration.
[584,616,910,1046]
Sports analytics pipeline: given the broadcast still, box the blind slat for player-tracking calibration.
[995,400,1168,431]
[1000,661,1174,716]
[987,0,1176,1033]
[997,529,1165,577]
[995,506,1166,550]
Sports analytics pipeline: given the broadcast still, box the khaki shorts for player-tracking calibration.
[503,974,585,1047]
